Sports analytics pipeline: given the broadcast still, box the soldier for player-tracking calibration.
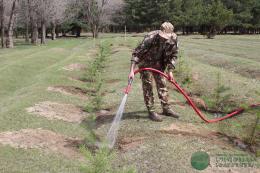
[128,22,180,122]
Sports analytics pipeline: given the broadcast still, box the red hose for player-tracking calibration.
[130,68,260,123]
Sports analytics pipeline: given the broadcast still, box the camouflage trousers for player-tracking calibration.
[140,71,170,112]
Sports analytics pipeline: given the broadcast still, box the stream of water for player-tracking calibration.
[106,94,128,148]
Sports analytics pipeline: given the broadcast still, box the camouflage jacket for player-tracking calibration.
[131,30,179,72]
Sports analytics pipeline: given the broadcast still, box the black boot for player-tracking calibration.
[162,108,180,119]
[148,112,163,122]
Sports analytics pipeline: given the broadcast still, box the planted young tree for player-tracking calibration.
[202,73,227,112]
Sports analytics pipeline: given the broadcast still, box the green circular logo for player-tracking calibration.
[191,151,210,170]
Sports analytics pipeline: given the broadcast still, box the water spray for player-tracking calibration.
[106,68,260,148]
[106,78,133,148]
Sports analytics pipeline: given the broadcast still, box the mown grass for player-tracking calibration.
[0,34,259,172]
[0,38,99,172]
[95,34,260,172]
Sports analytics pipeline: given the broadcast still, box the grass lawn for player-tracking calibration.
[0,34,259,172]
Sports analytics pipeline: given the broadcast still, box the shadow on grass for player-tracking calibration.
[81,111,148,129]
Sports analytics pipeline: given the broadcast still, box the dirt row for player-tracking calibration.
[0,128,83,159]
[0,63,91,159]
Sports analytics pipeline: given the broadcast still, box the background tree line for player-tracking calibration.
[0,0,122,48]
[117,0,260,37]
[0,0,259,49]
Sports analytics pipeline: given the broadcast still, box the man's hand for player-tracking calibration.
[128,70,135,80]
[168,71,174,81]
[129,62,136,80]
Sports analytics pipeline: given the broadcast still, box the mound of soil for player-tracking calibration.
[47,86,89,99]
[26,101,87,123]
[68,77,95,83]
[118,136,147,151]
[63,63,86,71]
[94,109,114,127]
[192,72,200,81]
[160,122,256,153]
[0,129,83,158]
[160,122,218,139]
[188,96,208,111]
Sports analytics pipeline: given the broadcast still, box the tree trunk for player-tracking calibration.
[51,22,56,40]
[92,24,98,38]
[55,29,59,38]
[15,27,18,38]
[76,27,81,37]
[41,21,46,44]
[62,30,66,37]
[1,24,4,48]
[28,0,38,45]
[0,0,4,48]
[25,0,29,43]
[25,20,29,42]
[207,26,216,39]
[40,0,46,44]
[6,0,17,48]
[31,21,38,45]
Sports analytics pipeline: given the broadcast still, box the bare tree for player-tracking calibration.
[50,0,68,40]
[82,0,124,38]
[27,0,40,45]
[83,0,110,38]
[0,0,4,48]
[39,0,63,42]
[6,0,18,48]
[17,0,68,43]
[103,0,124,32]
[40,0,46,43]
[16,0,30,42]
[25,0,29,42]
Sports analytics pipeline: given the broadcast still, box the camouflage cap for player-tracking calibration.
[159,22,174,40]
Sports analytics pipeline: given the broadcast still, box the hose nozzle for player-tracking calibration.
[124,78,133,94]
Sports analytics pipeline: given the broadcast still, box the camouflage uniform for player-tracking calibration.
[131,30,179,112]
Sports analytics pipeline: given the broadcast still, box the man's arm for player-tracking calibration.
[129,32,157,80]
[166,36,179,80]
